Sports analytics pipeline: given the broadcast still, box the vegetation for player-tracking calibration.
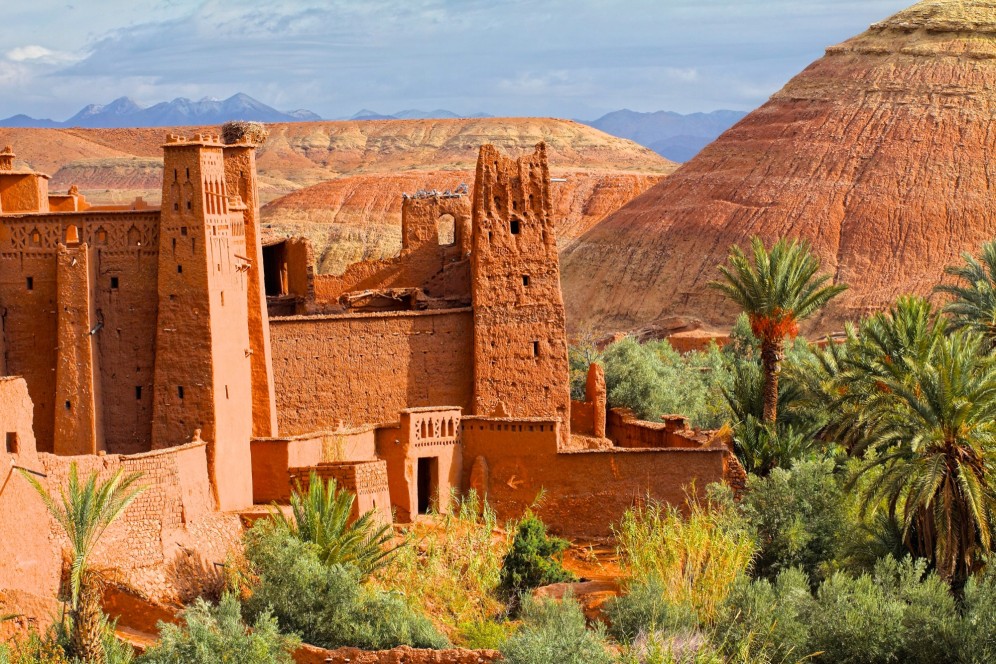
[272,472,397,578]
[18,464,144,662]
[937,239,996,347]
[500,595,612,664]
[710,237,845,424]
[136,594,298,664]
[375,491,510,641]
[499,511,576,597]
[240,519,447,650]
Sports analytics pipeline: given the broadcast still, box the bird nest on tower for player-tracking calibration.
[222,121,269,146]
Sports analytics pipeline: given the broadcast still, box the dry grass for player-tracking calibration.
[615,489,755,624]
[373,491,512,641]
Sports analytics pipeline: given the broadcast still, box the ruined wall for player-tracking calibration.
[0,211,160,454]
[269,308,474,435]
[314,195,471,304]
[0,173,49,214]
[152,135,254,510]
[462,417,728,537]
[470,144,572,441]
[607,408,712,449]
[288,460,392,526]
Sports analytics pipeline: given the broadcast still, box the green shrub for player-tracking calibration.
[500,596,611,664]
[740,459,848,582]
[604,576,698,643]
[273,472,396,578]
[499,512,575,596]
[0,630,71,664]
[242,521,447,650]
[456,619,514,650]
[137,594,297,664]
[601,337,730,429]
[957,564,996,664]
[617,629,725,664]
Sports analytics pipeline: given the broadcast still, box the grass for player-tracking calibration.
[373,491,512,643]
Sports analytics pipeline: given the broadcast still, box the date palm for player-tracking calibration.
[936,240,996,346]
[273,473,398,578]
[19,463,144,662]
[848,328,996,587]
[711,237,846,423]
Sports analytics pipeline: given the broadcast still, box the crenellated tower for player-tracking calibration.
[151,134,255,510]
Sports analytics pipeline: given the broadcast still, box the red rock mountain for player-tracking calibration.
[561,0,996,335]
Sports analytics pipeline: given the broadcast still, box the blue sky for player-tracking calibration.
[0,0,911,120]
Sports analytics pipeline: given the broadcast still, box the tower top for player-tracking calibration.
[0,146,15,171]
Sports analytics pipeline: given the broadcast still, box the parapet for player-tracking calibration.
[0,146,14,171]
[163,133,225,147]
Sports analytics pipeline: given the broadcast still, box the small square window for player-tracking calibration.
[5,432,18,454]
[25,277,33,291]
[532,341,540,357]
[180,226,188,236]
[135,386,142,400]
[64,400,72,410]
[110,276,119,289]
[173,203,179,211]
[177,264,183,274]
[186,201,192,210]
[522,275,530,286]
[510,219,521,235]
[178,386,185,399]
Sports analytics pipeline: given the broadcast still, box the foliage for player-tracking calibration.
[499,512,575,596]
[136,594,298,664]
[722,558,960,664]
[936,240,996,347]
[500,595,612,664]
[740,460,849,582]
[18,464,144,662]
[375,491,509,641]
[710,236,846,424]
[568,325,602,401]
[731,417,816,478]
[613,486,754,625]
[600,337,731,429]
[958,562,996,663]
[241,520,447,650]
[456,619,515,651]
[0,631,71,664]
[272,472,397,579]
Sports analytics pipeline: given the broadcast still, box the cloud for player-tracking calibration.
[6,45,77,64]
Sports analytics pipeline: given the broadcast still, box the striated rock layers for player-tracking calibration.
[561,0,996,335]
[262,169,664,274]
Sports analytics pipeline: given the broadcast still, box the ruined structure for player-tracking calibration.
[561,0,996,336]
[0,135,737,623]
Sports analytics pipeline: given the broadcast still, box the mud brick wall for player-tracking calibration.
[270,309,474,434]
[289,460,392,524]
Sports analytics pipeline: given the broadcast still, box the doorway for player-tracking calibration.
[417,457,438,515]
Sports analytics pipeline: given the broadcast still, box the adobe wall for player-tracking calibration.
[0,173,49,214]
[269,308,474,434]
[0,438,243,624]
[462,418,728,537]
[470,144,572,443]
[250,427,378,503]
[607,408,712,449]
[0,211,160,454]
[293,644,500,664]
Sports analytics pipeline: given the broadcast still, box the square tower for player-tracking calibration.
[151,134,255,510]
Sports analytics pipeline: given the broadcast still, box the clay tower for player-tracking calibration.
[470,144,571,438]
[561,0,996,335]
[151,134,255,510]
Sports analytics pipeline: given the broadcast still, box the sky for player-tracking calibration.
[0,0,912,121]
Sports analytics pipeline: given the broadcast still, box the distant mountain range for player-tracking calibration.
[0,94,746,162]
[0,93,322,129]
[584,109,748,162]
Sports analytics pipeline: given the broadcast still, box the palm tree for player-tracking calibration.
[936,240,996,346]
[710,237,846,424]
[846,329,996,587]
[273,473,398,578]
[19,464,144,662]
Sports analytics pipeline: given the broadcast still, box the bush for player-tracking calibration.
[958,563,996,663]
[605,576,698,643]
[456,619,515,650]
[500,596,611,664]
[601,337,731,429]
[242,521,447,650]
[0,631,71,664]
[499,512,575,596]
[739,459,848,582]
[376,491,510,641]
[137,594,298,664]
[614,487,754,625]
[721,558,959,664]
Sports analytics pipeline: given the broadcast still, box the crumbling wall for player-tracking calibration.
[314,195,471,304]
[288,460,392,526]
[607,408,712,449]
[269,309,474,434]
[462,418,728,537]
